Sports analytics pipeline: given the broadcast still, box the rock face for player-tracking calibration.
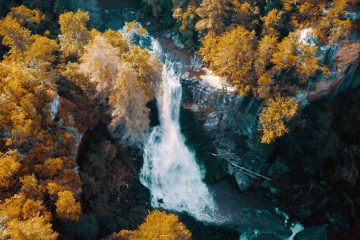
[181,79,273,190]
[180,39,360,238]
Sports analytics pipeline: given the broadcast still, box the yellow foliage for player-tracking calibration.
[47,182,67,195]
[0,16,32,52]
[199,26,255,95]
[233,0,251,16]
[20,175,44,199]
[0,152,21,189]
[0,193,51,222]
[7,216,58,240]
[0,7,83,238]
[25,35,58,71]
[8,5,43,25]
[255,34,278,77]
[195,0,231,34]
[296,43,319,82]
[283,0,352,45]
[35,158,63,178]
[21,199,51,221]
[173,4,197,32]
[261,9,282,36]
[59,10,90,58]
[258,73,273,85]
[271,35,297,72]
[103,29,128,53]
[271,33,320,83]
[259,96,298,144]
[137,27,149,35]
[125,21,138,31]
[55,190,81,221]
[118,210,191,240]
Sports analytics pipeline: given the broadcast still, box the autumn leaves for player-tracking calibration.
[169,0,354,143]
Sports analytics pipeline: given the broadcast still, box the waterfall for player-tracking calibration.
[119,25,302,239]
[140,38,216,221]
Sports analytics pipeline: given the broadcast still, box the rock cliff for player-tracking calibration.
[180,39,360,238]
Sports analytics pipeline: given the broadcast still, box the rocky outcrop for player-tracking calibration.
[308,39,360,101]
[180,38,360,238]
[181,79,273,190]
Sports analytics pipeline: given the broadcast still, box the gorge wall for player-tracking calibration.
[179,39,360,239]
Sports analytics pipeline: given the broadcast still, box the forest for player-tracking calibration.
[0,0,359,240]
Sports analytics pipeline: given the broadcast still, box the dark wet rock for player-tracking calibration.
[294,225,328,240]
[181,79,273,190]
[179,37,360,238]
[208,180,292,239]
[328,227,360,240]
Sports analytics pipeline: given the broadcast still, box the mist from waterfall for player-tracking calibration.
[140,38,216,221]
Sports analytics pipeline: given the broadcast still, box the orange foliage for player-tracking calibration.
[8,5,43,25]
[259,96,299,143]
[55,190,81,221]
[7,216,58,240]
[199,26,255,95]
[118,210,191,240]
[0,151,21,189]
[59,10,90,58]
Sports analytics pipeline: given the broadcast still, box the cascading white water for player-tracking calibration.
[140,39,216,221]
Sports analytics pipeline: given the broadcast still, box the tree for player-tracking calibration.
[199,26,255,95]
[283,0,352,45]
[195,0,231,34]
[79,34,120,100]
[261,9,283,36]
[0,151,21,189]
[35,158,64,178]
[259,96,298,144]
[271,33,321,84]
[173,3,198,34]
[109,61,153,144]
[24,35,58,72]
[255,34,278,77]
[79,32,160,144]
[295,43,319,83]
[56,190,81,221]
[20,175,44,200]
[8,5,43,25]
[0,193,52,227]
[231,0,259,28]
[103,29,128,54]
[47,182,67,196]
[7,216,58,240]
[59,10,90,58]
[118,210,191,240]
[271,35,297,73]
[0,15,32,52]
